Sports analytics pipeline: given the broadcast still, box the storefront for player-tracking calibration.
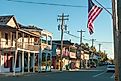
[41,50,52,72]
[69,52,77,69]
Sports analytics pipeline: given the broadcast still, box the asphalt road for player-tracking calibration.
[0,66,114,81]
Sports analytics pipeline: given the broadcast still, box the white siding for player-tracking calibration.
[7,18,17,28]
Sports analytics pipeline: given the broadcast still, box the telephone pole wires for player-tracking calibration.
[57,13,69,71]
[77,29,85,69]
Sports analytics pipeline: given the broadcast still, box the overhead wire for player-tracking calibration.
[7,0,111,9]
[7,0,87,8]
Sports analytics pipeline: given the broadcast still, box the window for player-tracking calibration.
[47,36,52,45]
[42,53,46,66]
[11,34,14,46]
[42,53,46,61]
[70,48,76,53]
[5,33,8,45]
[41,35,47,44]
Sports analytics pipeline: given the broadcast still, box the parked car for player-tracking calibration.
[90,64,96,68]
[90,62,96,68]
[107,64,115,72]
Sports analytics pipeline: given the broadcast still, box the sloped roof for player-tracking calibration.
[0,15,14,25]
[18,23,43,31]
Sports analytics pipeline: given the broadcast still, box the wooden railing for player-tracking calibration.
[0,41,39,51]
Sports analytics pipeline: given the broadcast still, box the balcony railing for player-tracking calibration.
[17,42,39,51]
[0,41,39,51]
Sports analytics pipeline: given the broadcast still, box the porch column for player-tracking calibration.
[0,31,1,46]
[45,53,47,71]
[38,37,41,72]
[33,53,35,72]
[28,52,30,72]
[22,51,24,73]
[50,52,52,71]
[13,30,18,75]
[22,33,24,73]
[0,31,1,72]
[28,35,30,72]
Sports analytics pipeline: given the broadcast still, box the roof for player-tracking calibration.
[19,23,43,31]
[52,40,74,45]
[0,15,14,25]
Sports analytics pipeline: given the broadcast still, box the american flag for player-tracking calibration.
[88,0,103,35]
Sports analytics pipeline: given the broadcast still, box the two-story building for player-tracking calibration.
[0,15,40,74]
[20,25,53,72]
[0,15,53,74]
[52,40,79,70]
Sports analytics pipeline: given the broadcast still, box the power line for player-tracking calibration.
[64,32,80,38]
[7,0,87,8]
[64,32,113,44]
[7,0,111,9]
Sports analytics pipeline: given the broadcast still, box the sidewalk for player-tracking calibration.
[0,70,62,77]
[0,66,106,77]
[0,72,34,77]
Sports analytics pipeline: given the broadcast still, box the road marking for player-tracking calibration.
[77,70,103,72]
[93,71,106,77]
[110,73,115,78]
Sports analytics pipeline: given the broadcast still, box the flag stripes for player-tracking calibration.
[88,0,102,35]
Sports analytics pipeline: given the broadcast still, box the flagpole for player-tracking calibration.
[94,0,112,16]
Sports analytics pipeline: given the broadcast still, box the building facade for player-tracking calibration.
[0,15,40,73]
[0,15,53,73]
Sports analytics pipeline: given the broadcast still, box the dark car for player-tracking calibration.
[90,62,96,68]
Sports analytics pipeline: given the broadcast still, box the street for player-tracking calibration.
[0,66,114,81]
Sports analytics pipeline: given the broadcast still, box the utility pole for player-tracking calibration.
[98,44,102,52]
[91,39,96,47]
[112,0,121,81]
[77,30,85,44]
[77,30,85,69]
[57,13,69,71]
[91,39,96,63]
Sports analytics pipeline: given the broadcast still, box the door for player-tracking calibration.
[10,57,13,72]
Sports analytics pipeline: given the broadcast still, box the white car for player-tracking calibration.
[107,64,115,72]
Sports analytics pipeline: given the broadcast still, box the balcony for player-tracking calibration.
[0,41,39,52]
[17,42,39,51]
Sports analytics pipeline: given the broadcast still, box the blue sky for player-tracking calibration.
[0,0,114,59]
